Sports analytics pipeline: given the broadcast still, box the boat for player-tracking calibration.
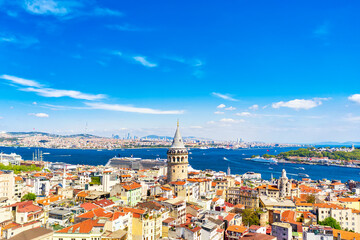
[298,173,309,177]
[298,167,305,170]
[43,152,50,155]
[223,157,228,161]
[268,167,273,170]
[250,156,278,164]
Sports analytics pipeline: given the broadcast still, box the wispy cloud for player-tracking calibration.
[225,106,236,111]
[41,103,89,110]
[21,87,105,100]
[214,111,224,115]
[1,74,106,100]
[272,98,330,110]
[219,118,245,123]
[345,115,360,123]
[0,33,38,47]
[217,104,226,109]
[85,102,183,115]
[22,0,122,19]
[249,104,259,110]
[29,112,49,118]
[107,24,147,32]
[164,56,205,78]
[212,92,238,102]
[93,7,122,16]
[0,74,43,87]
[348,94,360,104]
[313,22,330,38]
[236,112,253,117]
[133,56,157,68]
[23,0,70,16]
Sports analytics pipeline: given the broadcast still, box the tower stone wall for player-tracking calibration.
[167,122,188,182]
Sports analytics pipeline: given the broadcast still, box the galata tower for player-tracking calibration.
[167,121,188,182]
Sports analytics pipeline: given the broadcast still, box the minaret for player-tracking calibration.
[227,166,231,176]
[62,165,67,188]
[167,121,188,182]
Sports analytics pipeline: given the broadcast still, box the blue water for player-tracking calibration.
[1,146,360,182]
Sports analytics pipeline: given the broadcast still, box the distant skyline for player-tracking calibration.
[1,0,360,143]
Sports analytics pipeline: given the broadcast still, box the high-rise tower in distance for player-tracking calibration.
[167,121,188,182]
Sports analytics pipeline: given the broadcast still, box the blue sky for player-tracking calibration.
[1,0,360,143]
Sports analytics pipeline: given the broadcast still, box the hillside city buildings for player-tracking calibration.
[0,124,359,239]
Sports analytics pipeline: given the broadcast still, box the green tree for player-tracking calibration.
[21,193,37,201]
[89,176,101,185]
[306,194,316,203]
[318,217,341,230]
[241,209,260,226]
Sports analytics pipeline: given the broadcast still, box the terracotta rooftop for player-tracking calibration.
[227,225,248,233]
[57,219,104,234]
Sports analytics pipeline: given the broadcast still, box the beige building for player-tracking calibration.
[0,170,15,200]
[315,203,360,233]
[167,122,188,182]
[226,186,260,209]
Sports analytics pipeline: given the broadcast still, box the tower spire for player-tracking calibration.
[170,120,185,149]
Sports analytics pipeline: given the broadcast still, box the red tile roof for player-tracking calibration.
[121,182,142,190]
[80,202,99,211]
[57,219,104,234]
[77,208,113,219]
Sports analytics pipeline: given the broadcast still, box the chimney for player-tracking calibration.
[337,233,341,240]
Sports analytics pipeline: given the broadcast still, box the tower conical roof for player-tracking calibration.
[170,121,185,149]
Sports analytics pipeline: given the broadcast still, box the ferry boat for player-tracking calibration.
[298,173,309,177]
[250,156,278,164]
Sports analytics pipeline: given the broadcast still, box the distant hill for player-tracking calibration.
[6,132,102,138]
[143,135,211,141]
[314,141,360,146]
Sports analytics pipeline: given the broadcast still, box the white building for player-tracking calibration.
[0,153,22,165]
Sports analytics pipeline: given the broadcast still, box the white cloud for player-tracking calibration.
[110,50,123,56]
[0,33,38,47]
[41,103,89,110]
[189,126,203,129]
[345,116,360,123]
[249,104,259,110]
[21,87,106,100]
[214,111,224,115]
[107,24,146,32]
[219,118,245,123]
[85,102,183,115]
[93,7,122,16]
[348,94,360,104]
[225,106,236,111]
[133,56,157,67]
[212,92,238,101]
[236,112,252,117]
[272,98,328,110]
[217,104,226,109]
[32,102,37,105]
[1,74,106,101]
[0,74,43,87]
[24,0,69,16]
[29,112,49,118]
